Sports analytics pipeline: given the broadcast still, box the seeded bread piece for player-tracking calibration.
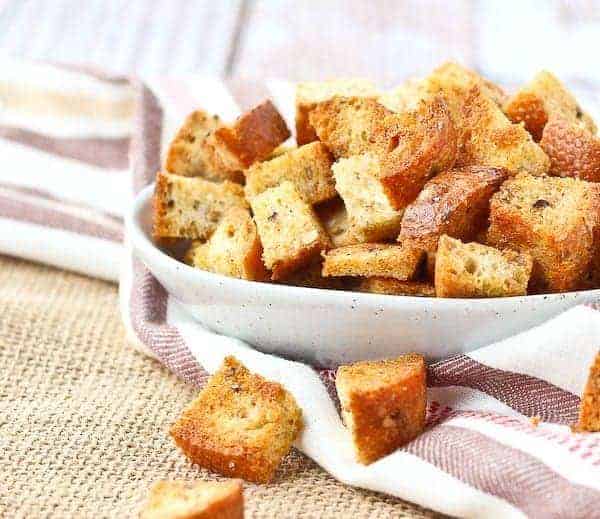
[322,243,425,280]
[358,278,435,297]
[295,79,378,145]
[250,181,330,280]
[244,142,336,205]
[487,174,600,292]
[308,97,391,158]
[577,351,600,432]
[336,354,427,464]
[398,166,509,272]
[540,115,600,182]
[374,96,459,210]
[204,101,290,175]
[435,235,532,298]
[140,480,244,519]
[503,71,596,141]
[170,356,303,484]
[457,87,550,176]
[185,208,268,281]
[153,171,248,240]
[332,154,403,242]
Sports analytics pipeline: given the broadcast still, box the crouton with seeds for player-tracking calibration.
[435,235,532,298]
[153,171,248,240]
[358,278,435,297]
[336,354,427,464]
[250,181,330,280]
[170,356,303,484]
[244,142,336,205]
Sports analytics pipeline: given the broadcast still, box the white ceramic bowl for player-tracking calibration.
[129,184,600,367]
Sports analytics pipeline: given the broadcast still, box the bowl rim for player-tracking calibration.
[128,183,600,308]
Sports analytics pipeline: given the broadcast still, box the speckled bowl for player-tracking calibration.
[129,184,600,367]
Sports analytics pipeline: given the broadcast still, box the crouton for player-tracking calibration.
[164,110,237,181]
[170,356,303,484]
[322,243,425,280]
[140,480,244,519]
[204,100,290,174]
[332,154,403,242]
[244,142,336,205]
[374,96,459,210]
[250,181,330,280]
[185,208,268,281]
[358,278,435,297]
[577,351,600,432]
[540,115,600,182]
[435,235,532,298]
[486,174,600,292]
[296,79,378,145]
[398,166,509,256]
[315,197,360,248]
[308,97,391,158]
[457,87,550,176]
[153,171,248,240]
[503,71,596,141]
[336,354,427,464]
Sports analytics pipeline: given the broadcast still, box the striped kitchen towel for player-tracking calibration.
[1,58,600,519]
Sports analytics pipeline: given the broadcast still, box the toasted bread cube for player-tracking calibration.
[578,352,600,432]
[358,278,435,297]
[332,154,403,242]
[185,208,268,281]
[315,197,360,248]
[153,171,248,240]
[296,79,378,145]
[170,356,303,484]
[204,100,290,174]
[163,109,243,182]
[487,174,600,292]
[375,96,459,210]
[250,181,330,280]
[435,235,532,298]
[322,243,424,280]
[244,142,336,205]
[308,97,391,158]
[504,71,596,141]
[399,166,509,256]
[336,354,427,464]
[540,115,600,182]
[457,87,550,176]
[140,480,243,519]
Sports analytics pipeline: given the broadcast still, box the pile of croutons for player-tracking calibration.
[153,63,600,298]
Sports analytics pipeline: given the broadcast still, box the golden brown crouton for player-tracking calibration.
[204,100,290,174]
[336,354,427,464]
[358,278,435,297]
[457,87,550,176]
[250,181,330,280]
[577,351,600,432]
[185,208,268,281]
[374,96,459,210]
[308,97,391,158]
[398,166,509,256]
[164,110,235,180]
[244,142,336,205]
[153,171,248,240]
[170,356,303,484]
[140,480,244,519]
[434,235,532,298]
[503,71,596,141]
[295,79,378,145]
[539,115,600,182]
[332,154,403,242]
[322,243,425,280]
[486,174,600,292]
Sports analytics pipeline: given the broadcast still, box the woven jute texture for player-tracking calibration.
[0,256,442,518]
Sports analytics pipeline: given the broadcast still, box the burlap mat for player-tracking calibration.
[0,256,443,518]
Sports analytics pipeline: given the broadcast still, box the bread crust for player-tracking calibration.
[577,351,600,432]
[358,278,435,297]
